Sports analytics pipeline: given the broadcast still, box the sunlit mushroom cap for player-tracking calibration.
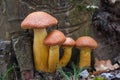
[21,11,58,29]
[75,36,97,49]
[44,30,66,46]
[62,37,75,47]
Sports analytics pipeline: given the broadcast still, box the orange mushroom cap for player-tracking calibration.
[21,11,58,29]
[75,36,97,49]
[44,30,66,46]
[62,37,75,47]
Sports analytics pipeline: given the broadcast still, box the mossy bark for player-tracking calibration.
[11,32,34,80]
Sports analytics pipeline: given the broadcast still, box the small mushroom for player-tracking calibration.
[44,30,66,72]
[75,36,97,68]
[59,37,75,67]
[21,11,58,72]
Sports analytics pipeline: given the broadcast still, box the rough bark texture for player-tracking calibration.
[0,40,11,77]
[11,32,33,72]
[92,0,120,63]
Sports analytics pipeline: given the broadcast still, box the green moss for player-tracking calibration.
[94,77,105,80]
[0,65,19,80]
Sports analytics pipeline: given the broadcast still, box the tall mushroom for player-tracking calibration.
[21,11,58,72]
[44,30,66,72]
[59,37,75,67]
[75,36,97,68]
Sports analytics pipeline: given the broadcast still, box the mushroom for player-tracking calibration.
[59,37,75,67]
[75,36,97,68]
[44,30,66,72]
[21,11,58,72]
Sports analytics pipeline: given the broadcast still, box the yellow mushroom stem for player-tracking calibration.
[59,46,72,67]
[79,47,91,68]
[48,45,59,72]
[33,29,49,72]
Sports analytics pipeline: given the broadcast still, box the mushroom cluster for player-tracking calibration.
[21,11,98,73]
[21,11,75,73]
[21,11,58,72]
